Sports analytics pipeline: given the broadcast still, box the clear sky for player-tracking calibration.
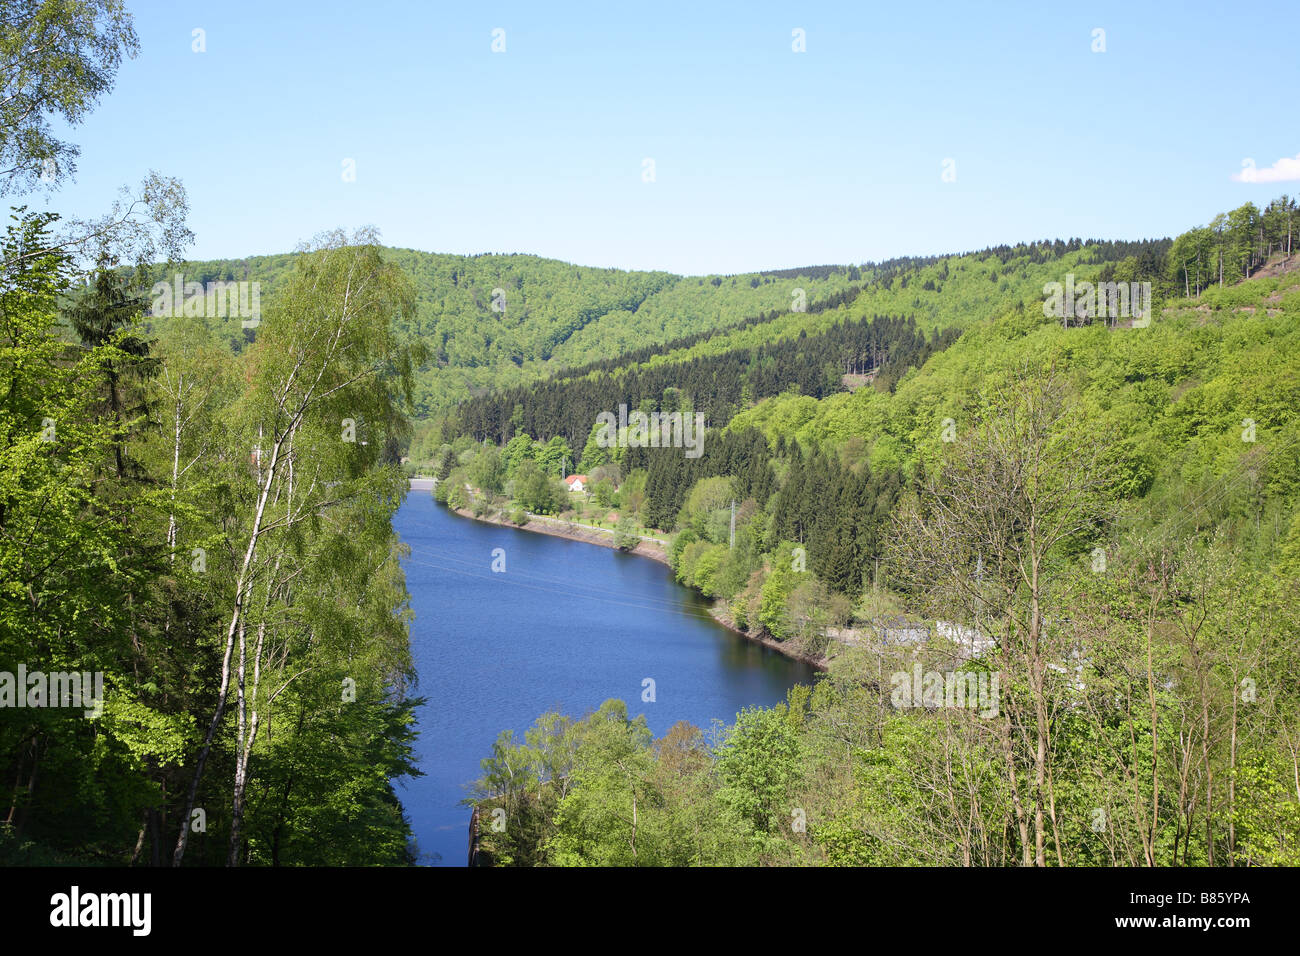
[42,0,1300,275]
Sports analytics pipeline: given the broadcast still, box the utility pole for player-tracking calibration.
[729,499,736,550]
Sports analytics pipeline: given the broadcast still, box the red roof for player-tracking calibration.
[563,474,589,485]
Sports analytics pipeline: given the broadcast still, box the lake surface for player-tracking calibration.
[392,486,817,866]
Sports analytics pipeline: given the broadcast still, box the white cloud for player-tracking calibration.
[1232,154,1300,184]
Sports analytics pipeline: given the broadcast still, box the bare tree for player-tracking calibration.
[888,366,1117,865]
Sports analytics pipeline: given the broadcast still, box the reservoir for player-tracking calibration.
[393,485,816,865]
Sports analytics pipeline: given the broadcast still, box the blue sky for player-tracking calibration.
[43,0,1300,275]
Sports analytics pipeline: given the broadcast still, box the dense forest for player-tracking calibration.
[452,314,959,452]
[141,249,864,419]
[440,197,1300,866]
[136,232,1189,445]
[5,0,1299,873]
[0,2,434,863]
[2,213,428,865]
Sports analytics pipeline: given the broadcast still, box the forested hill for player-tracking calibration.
[142,249,862,416]
[142,237,1172,430]
[441,197,1300,868]
[437,237,1172,458]
[433,196,1296,467]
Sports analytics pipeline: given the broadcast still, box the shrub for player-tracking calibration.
[613,517,640,551]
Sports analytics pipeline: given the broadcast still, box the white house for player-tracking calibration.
[563,474,589,493]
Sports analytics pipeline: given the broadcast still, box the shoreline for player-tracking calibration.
[704,604,830,672]
[410,479,828,672]
[446,501,673,565]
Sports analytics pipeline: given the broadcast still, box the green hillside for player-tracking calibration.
[140,250,861,419]
[440,197,1300,867]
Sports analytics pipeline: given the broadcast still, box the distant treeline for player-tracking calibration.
[454,314,958,451]
[549,283,869,383]
[444,236,1174,452]
[974,236,1171,267]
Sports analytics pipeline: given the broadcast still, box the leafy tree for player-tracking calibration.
[716,705,802,846]
[613,517,640,551]
[0,0,137,196]
[468,443,504,495]
[545,700,655,866]
[172,229,422,866]
[591,478,615,508]
[535,434,572,477]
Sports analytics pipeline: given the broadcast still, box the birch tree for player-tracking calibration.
[173,229,418,865]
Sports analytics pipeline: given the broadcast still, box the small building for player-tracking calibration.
[563,474,589,493]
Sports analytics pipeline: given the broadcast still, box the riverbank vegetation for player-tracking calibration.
[456,199,1300,865]
[8,0,1297,871]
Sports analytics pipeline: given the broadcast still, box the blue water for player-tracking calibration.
[392,489,816,866]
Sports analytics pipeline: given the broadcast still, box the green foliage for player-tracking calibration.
[0,0,139,196]
[470,703,757,866]
[513,459,566,514]
[678,475,733,540]
[468,444,504,495]
[612,517,640,551]
[156,250,863,422]
[1,218,424,865]
[716,705,802,845]
[467,205,1300,867]
[446,476,469,511]
[579,419,611,471]
[759,565,799,640]
[591,478,615,508]
[535,435,572,477]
